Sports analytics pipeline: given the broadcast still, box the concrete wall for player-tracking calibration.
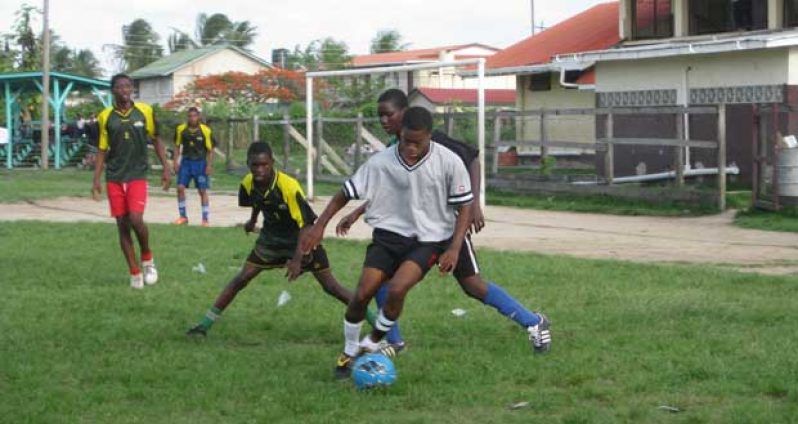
[597,49,791,103]
[516,73,596,153]
[136,77,173,105]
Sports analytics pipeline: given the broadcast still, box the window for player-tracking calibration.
[786,0,798,27]
[528,73,551,92]
[689,0,767,35]
[633,0,674,39]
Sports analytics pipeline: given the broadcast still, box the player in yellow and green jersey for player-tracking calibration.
[187,141,377,336]
[91,73,172,289]
[173,107,215,226]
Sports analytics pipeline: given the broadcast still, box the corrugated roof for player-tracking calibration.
[352,43,499,67]
[410,88,516,106]
[486,2,620,70]
[129,45,271,79]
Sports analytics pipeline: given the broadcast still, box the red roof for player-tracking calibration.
[410,88,516,106]
[353,44,499,67]
[486,2,620,70]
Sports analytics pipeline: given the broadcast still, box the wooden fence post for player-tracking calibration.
[540,109,548,161]
[604,111,614,184]
[717,103,727,211]
[253,115,259,142]
[492,113,502,176]
[675,111,685,187]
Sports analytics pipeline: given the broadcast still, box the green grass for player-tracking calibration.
[2,221,798,422]
[735,207,798,233]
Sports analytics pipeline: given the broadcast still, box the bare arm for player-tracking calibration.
[468,158,485,232]
[205,147,214,175]
[91,150,106,200]
[244,206,260,233]
[298,191,350,253]
[439,202,473,273]
[152,135,172,190]
[172,144,181,174]
[336,202,368,236]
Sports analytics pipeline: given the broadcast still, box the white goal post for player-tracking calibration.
[305,58,486,209]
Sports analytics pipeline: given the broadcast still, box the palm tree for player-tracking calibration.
[168,13,257,52]
[106,18,163,72]
[71,49,102,78]
[370,30,409,54]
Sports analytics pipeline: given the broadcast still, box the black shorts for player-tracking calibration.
[453,234,480,279]
[246,243,330,273]
[364,229,448,277]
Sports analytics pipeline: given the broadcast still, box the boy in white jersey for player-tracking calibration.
[300,107,474,378]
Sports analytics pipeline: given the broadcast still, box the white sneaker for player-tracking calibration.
[130,273,144,289]
[143,261,158,286]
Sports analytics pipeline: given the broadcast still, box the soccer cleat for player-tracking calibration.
[186,325,207,337]
[389,341,407,356]
[173,216,189,225]
[527,313,551,354]
[130,273,144,289]
[334,353,355,379]
[143,262,158,286]
[201,220,210,227]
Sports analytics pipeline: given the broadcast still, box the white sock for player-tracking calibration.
[142,259,154,267]
[343,319,363,357]
[359,335,381,353]
[375,310,395,333]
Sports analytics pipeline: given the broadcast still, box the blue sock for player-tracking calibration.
[201,204,209,221]
[178,200,187,218]
[375,284,404,345]
[484,282,540,327]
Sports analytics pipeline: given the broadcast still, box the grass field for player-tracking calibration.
[735,207,798,233]
[2,221,798,423]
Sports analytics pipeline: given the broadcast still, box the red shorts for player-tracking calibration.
[106,180,148,217]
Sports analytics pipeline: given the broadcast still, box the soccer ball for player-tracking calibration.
[351,353,396,389]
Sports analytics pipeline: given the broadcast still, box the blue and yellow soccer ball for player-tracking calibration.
[351,353,396,389]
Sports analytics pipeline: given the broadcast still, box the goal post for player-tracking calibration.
[305,58,487,209]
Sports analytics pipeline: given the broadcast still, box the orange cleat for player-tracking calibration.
[173,217,189,225]
[201,220,210,227]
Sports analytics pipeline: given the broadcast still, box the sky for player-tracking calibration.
[1,0,610,76]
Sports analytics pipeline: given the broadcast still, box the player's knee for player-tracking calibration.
[387,284,409,303]
[128,214,145,227]
[459,277,486,300]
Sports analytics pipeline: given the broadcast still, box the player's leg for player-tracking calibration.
[308,246,351,304]
[336,267,388,379]
[115,215,142,288]
[374,284,405,350]
[188,261,264,336]
[126,180,156,286]
[454,237,551,353]
[362,260,425,350]
[197,160,210,226]
[107,181,142,288]
[174,159,189,224]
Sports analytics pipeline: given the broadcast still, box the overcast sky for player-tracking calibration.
[1,0,610,76]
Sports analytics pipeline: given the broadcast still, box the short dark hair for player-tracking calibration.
[110,73,132,88]
[378,88,408,109]
[187,107,200,114]
[247,141,273,160]
[401,107,433,132]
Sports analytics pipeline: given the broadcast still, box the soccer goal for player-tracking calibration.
[304,58,487,208]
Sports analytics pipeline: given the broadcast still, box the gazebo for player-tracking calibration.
[1,71,111,169]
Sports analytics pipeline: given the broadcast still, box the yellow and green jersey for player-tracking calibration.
[97,102,159,182]
[238,171,317,249]
[175,123,214,161]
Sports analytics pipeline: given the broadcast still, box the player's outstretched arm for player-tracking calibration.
[299,191,349,254]
[91,150,106,200]
[336,202,367,236]
[439,202,473,273]
[244,206,260,234]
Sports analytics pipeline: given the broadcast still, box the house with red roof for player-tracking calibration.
[552,0,798,184]
[350,43,515,94]
[408,87,517,112]
[481,2,621,152]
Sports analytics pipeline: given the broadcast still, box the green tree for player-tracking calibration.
[194,13,257,48]
[370,29,409,54]
[286,38,351,71]
[167,30,195,53]
[107,18,163,72]
[13,4,40,70]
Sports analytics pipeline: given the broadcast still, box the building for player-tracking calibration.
[560,0,798,182]
[351,44,516,92]
[408,87,516,112]
[481,2,621,153]
[129,45,272,105]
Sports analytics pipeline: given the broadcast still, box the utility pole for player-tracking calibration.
[41,0,51,169]
[530,0,536,35]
